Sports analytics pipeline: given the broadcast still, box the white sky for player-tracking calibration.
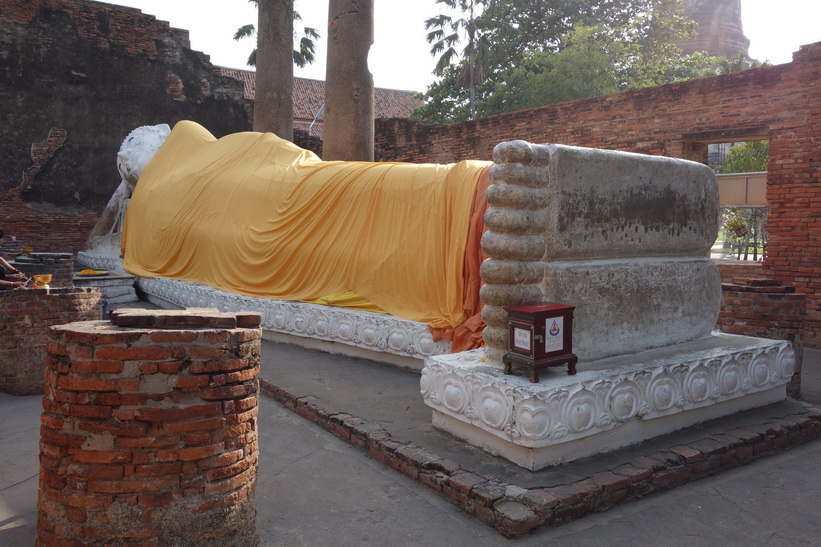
[109,0,821,92]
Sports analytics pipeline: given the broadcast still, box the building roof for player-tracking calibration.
[219,67,422,138]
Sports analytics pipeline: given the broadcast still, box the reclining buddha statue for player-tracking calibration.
[117,121,491,351]
[85,119,721,367]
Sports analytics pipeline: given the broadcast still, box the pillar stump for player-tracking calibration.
[37,308,261,546]
[717,277,806,398]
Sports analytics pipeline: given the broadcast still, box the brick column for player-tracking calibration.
[37,308,261,546]
[716,277,806,398]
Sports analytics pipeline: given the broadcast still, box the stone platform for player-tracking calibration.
[73,271,138,304]
[422,333,795,470]
[78,248,451,370]
[138,277,449,370]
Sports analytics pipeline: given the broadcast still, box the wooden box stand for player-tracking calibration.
[502,303,578,382]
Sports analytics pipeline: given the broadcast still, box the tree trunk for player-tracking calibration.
[323,0,374,161]
[254,0,294,140]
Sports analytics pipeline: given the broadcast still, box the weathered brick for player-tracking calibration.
[70,360,124,374]
[136,403,222,423]
[162,417,226,435]
[36,306,260,543]
[86,476,179,494]
[59,376,140,393]
[156,443,225,462]
[64,463,124,481]
[670,445,704,464]
[685,438,727,458]
[133,462,183,478]
[652,466,691,486]
[95,346,183,361]
[150,331,199,344]
[472,482,507,507]
[494,500,540,537]
[426,458,460,474]
[522,489,559,511]
[590,471,631,493]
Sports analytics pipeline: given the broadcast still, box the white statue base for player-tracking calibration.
[421,334,795,470]
[77,251,450,370]
[73,271,138,304]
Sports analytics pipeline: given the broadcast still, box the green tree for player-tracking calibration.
[699,52,769,77]
[480,0,649,60]
[424,0,509,119]
[415,0,718,122]
[608,0,706,88]
[234,0,320,68]
[720,206,769,261]
[481,25,621,114]
[411,67,473,123]
[717,141,770,174]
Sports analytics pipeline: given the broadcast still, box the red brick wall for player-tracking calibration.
[0,188,99,256]
[0,287,101,395]
[715,278,806,398]
[2,0,191,60]
[37,308,261,545]
[377,42,821,346]
[715,259,763,283]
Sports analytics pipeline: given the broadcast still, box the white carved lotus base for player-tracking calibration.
[77,252,450,369]
[421,334,795,470]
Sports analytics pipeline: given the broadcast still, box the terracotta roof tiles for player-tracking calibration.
[219,67,422,140]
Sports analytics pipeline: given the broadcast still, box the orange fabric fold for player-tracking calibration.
[431,165,490,352]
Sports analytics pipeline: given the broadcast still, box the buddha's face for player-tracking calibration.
[116,124,171,193]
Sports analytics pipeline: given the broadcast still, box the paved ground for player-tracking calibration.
[1,335,819,545]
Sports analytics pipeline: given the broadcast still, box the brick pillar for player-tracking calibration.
[716,277,806,398]
[37,308,261,546]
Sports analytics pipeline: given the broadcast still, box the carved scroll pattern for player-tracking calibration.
[421,343,795,447]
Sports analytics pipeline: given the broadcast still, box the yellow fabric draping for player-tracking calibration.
[121,121,491,329]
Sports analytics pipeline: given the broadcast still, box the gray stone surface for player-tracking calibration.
[74,273,138,302]
[0,393,41,544]
[481,141,722,363]
[541,257,721,360]
[542,144,718,260]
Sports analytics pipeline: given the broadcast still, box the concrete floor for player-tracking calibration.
[1,344,819,546]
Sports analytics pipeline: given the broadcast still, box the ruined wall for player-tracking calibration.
[0,0,250,253]
[716,278,806,398]
[376,43,821,346]
[0,287,101,395]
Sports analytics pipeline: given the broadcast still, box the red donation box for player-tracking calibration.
[502,303,578,382]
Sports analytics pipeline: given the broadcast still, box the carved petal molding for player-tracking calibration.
[77,252,127,274]
[76,252,450,359]
[421,338,795,448]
